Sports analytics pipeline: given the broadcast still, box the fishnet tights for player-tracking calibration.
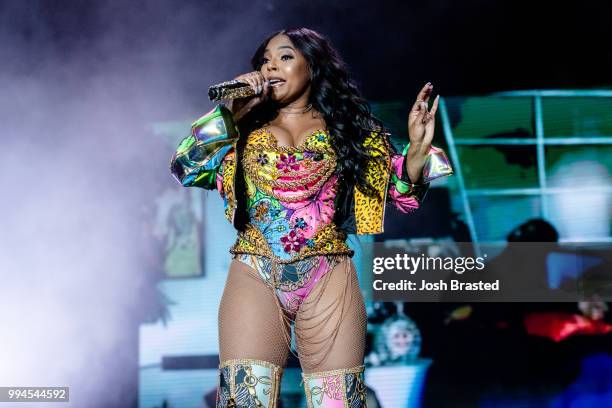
[218,259,291,367]
[218,257,367,374]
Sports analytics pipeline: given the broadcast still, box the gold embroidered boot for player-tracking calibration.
[301,365,367,407]
[216,358,284,408]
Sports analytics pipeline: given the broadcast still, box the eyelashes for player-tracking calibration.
[261,55,294,64]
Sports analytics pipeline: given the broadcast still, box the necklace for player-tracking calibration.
[278,103,313,114]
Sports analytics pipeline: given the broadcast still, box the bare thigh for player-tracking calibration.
[294,257,367,373]
[218,258,291,367]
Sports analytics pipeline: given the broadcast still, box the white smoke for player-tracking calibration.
[0,1,287,406]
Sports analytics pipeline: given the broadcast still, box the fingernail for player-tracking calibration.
[426,82,431,86]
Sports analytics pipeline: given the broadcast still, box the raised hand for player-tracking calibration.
[408,82,439,150]
[405,82,440,183]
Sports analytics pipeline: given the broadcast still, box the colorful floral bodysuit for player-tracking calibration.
[213,125,424,321]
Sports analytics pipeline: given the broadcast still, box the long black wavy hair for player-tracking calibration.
[233,27,393,231]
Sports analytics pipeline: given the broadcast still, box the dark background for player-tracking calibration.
[3,0,610,108]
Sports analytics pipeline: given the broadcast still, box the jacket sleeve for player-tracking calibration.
[169,103,239,191]
[387,143,453,213]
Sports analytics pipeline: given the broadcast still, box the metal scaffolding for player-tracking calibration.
[440,90,612,256]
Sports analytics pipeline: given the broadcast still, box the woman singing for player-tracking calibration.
[170,27,451,408]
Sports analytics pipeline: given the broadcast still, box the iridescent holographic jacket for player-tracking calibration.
[170,104,452,237]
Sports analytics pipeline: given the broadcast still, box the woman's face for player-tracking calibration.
[259,34,311,104]
[387,323,413,356]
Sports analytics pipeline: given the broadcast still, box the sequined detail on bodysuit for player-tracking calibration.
[234,253,346,319]
[230,127,355,365]
[230,126,354,262]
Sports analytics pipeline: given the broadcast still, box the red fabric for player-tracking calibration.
[524,312,612,342]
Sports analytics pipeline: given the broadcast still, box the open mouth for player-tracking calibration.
[269,79,286,87]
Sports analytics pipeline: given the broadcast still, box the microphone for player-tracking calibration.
[208,79,258,101]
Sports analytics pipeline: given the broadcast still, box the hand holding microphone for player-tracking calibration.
[210,71,271,121]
